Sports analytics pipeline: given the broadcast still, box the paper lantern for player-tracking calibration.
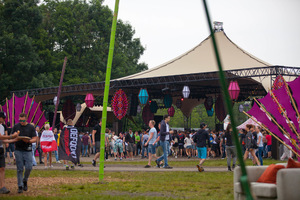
[149,101,158,113]
[53,96,58,106]
[85,93,95,108]
[228,81,240,100]
[142,104,154,125]
[111,89,128,120]
[76,103,82,112]
[182,86,190,99]
[204,96,213,110]
[176,99,182,108]
[238,104,244,113]
[207,107,214,117]
[138,88,149,105]
[168,106,175,117]
[163,94,172,108]
[62,99,76,120]
[137,105,142,113]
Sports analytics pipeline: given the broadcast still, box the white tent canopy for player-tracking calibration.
[119,31,276,90]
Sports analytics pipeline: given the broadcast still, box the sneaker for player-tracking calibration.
[50,165,54,168]
[23,180,28,191]
[65,165,69,170]
[228,166,232,171]
[71,165,75,169]
[163,165,173,169]
[175,156,177,159]
[78,164,83,167]
[92,160,96,167]
[120,157,122,161]
[114,157,117,161]
[56,161,61,164]
[196,164,203,172]
[18,186,23,193]
[0,187,10,194]
[40,161,44,164]
[144,165,151,168]
[44,166,48,169]
[155,160,160,168]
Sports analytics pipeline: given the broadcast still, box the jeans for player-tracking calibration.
[37,145,43,163]
[31,144,37,166]
[141,145,148,158]
[54,148,59,162]
[82,145,88,156]
[157,140,170,167]
[263,143,267,157]
[257,146,263,165]
[225,146,237,167]
[15,150,33,187]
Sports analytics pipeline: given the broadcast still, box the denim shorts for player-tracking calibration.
[186,145,192,149]
[197,147,207,159]
[148,144,156,154]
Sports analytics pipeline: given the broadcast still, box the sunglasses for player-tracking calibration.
[19,120,26,122]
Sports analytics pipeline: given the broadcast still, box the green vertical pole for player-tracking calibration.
[99,0,120,182]
[202,1,253,199]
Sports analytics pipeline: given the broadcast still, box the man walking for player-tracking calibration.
[92,119,101,167]
[155,115,173,169]
[193,123,210,172]
[11,113,37,193]
[221,124,237,171]
[144,120,158,168]
[0,111,19,194]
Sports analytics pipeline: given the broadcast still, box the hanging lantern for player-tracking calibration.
[111,89,129,120]
[142,104,154,125]
[204,96,214,110]
[207,107,214,117]
[85,93,95,108]
[53,96,58,106]
[176,99,182,108]
[238,104,244,113]
[228,81,240,100]
[76,103,82,112]
[149,101,158,113]
[168,106,175,117]
[182,86,190,99]
[138,88,149,105]
[163,94,172,108]
[137,105,142,114]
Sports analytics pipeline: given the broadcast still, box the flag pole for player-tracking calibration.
[99,0,120,182]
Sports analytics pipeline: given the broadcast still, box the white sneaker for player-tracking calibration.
[56,161,61,163]
[50,165,54,168]
[44,166,48,169]
[175,156,177,159]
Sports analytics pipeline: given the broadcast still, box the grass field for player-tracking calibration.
[3,169,234,200]
[1,158,283,200]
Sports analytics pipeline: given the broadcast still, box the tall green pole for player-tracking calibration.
[202,1,253,199]
[99,0,120,182]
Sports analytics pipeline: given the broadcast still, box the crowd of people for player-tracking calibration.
[1,110,291,195]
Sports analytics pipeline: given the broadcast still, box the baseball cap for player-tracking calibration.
[0,111,6,119]
[200,122,206,129]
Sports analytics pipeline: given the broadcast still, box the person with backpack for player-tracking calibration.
[243,124,260,166]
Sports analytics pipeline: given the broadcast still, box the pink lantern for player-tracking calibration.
[228,81,240,100]
[85,93,95,108]
[168,106,175,117]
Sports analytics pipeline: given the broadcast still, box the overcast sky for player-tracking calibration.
[103,0,300,69]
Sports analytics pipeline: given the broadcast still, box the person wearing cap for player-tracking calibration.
[193,122,210,172]
[0,111,19,194]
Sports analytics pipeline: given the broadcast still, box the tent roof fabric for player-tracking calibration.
[119,31,271,81]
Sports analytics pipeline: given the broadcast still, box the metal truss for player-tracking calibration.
[11,66,300,98]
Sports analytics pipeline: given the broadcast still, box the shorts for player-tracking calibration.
[0,148,5,168]
[212,144,218,152]
[148,144,156,154]
[127,143,134,152]
[197,147,207,159]
[95,141,100,153]
[185,145,192,149]
[113,143,123,153]
[179,144,184,150]
[6,143,15,152]
[172,146,179,152]
[267,145,272,152]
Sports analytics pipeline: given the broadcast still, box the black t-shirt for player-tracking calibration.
[12,123,36,151]
[7,127,12,135]
[172,135,179,147]
[93,124,101,142]
[223,131,234,146]
[178,134,184,145]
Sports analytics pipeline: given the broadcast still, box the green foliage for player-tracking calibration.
[0,0,148,101]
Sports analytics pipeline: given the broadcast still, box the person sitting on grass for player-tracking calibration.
[144,120,158,168]
[193,122,210,172]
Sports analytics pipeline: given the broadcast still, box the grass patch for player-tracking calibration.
[3,170,234,200]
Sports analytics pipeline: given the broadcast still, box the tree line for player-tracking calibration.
[0,0,148,102]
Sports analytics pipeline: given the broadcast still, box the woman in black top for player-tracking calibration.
[243,124,260,166]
